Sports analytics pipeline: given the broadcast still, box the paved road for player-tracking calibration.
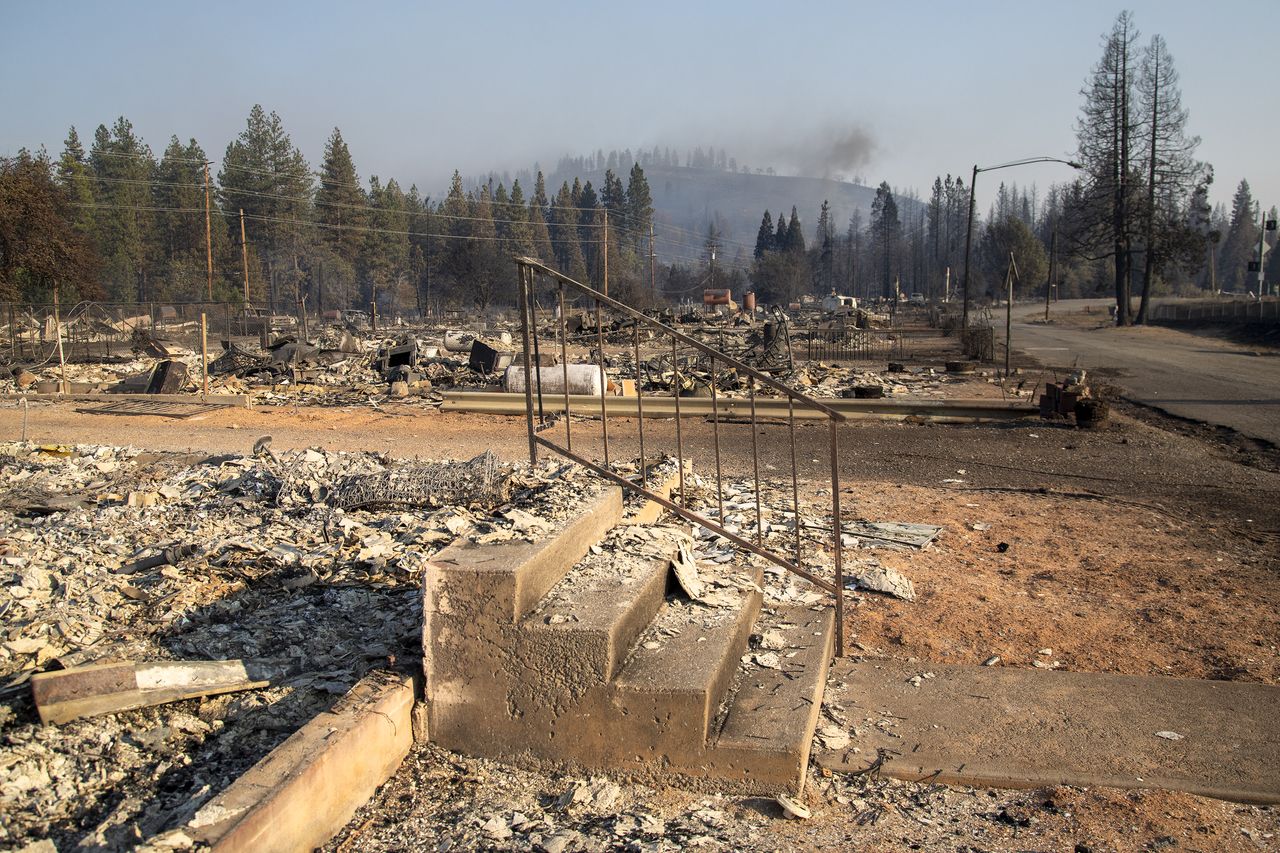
[1008,299,1280,445]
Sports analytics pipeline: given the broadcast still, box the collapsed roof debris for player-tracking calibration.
[2,300,1025,409]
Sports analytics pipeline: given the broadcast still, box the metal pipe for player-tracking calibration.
[596,301,609,467]
[558,284,572,453]
[749,377,762,548]
[672,336,684,506]
[530,274,546,429]
[789,397,801,568]
[961,163,978,331]
[829,421,844,659]
[710,354,724,524]
[517,267,537,464]
[634,323,646,487]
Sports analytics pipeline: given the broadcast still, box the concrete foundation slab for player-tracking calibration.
[818,660,1280,804]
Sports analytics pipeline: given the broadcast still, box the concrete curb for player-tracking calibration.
[1,392,252,408]
[184,670,416,852]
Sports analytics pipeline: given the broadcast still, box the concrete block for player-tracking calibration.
[186,671,415,853]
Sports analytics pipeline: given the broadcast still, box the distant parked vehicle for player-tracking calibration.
[909,292,926,305]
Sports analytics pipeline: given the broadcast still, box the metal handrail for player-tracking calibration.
[514,256,846,657]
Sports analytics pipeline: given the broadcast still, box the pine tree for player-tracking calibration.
[754,211,774,259]
[1219,179,1259,292]
[218,105,312,307]
[625,164,653,253]
[578,180,601,284]
[56,127,97,245]
[89,117,155,301]
[1134,34,1201,322]
[440,170,472,301]
[528,171,553,263]
[506,179,533,257]
[1074,11,1141,324]
[786,207,805,254]
[869,182,901,299]
[775,214,789,252]
[153,136,214,299]
[817,200,834,293]
[551,181,587,281]
[316,127,367,270]
[468,183,505,311]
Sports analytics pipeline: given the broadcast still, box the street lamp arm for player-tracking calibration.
[961,156,1082,331]
[977,156,1084,174]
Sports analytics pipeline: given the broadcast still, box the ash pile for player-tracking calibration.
[0,441,603,851]
[0,308,527,407]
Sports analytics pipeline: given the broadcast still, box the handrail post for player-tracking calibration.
[516,264,537,465]
[829,421,844,659]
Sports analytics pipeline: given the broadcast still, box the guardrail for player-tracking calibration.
[1149,298,1280,326]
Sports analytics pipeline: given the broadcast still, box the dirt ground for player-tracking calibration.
[3,399,1278,850]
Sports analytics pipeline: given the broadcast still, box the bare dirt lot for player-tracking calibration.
[2,399,1278,850]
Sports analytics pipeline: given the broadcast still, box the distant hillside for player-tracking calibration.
[560,165,902,265]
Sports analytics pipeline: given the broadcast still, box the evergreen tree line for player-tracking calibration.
[0,105,661,317]
[552,145,766,184]
[745,12,1277,320]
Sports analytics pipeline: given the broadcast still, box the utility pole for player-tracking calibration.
[203,162,214,301]
[649,222,656,303]
[1257,203,1268,297]
[1045,227,1058,323]
[602,209,609,297]
[961,163,978,330]
[239,208,250,305]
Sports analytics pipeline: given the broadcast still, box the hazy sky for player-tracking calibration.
[2,1,1274,214]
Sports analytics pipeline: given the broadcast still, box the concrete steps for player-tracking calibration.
[614,584,763,759]
[421,470,835,792]
[709,604,835,788]
[520,525,686,688]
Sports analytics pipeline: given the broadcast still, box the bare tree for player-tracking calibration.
[1074,12,1140,324]
[1134,34,1201,323]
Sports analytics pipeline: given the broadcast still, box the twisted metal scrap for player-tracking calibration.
[328,451,511,511]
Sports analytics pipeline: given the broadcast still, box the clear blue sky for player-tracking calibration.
[2,0,1274,214]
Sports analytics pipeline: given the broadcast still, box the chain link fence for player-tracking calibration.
[0,301,302,364]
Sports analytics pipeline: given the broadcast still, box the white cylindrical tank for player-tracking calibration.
[504,364,604,397]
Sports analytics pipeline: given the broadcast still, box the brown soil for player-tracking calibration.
[4,399,1278,849]
[843,483,1279,684]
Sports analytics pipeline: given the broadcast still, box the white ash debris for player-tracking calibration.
[0,441,605,850]
[784,362,964,399]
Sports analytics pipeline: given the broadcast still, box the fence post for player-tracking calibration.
[200,313,209,396]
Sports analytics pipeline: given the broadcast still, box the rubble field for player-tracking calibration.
[0,442,611,850]
[1,396,1277,851]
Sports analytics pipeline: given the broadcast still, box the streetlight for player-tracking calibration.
[961,157,1082,330]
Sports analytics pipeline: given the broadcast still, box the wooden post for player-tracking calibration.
[370,296,378,332]
[602,209,609,298]
[239,208,250,305]
[200,312,209,396]
[204,162,214,300]
[1005,252,1018,379]
[53,284,68,394]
